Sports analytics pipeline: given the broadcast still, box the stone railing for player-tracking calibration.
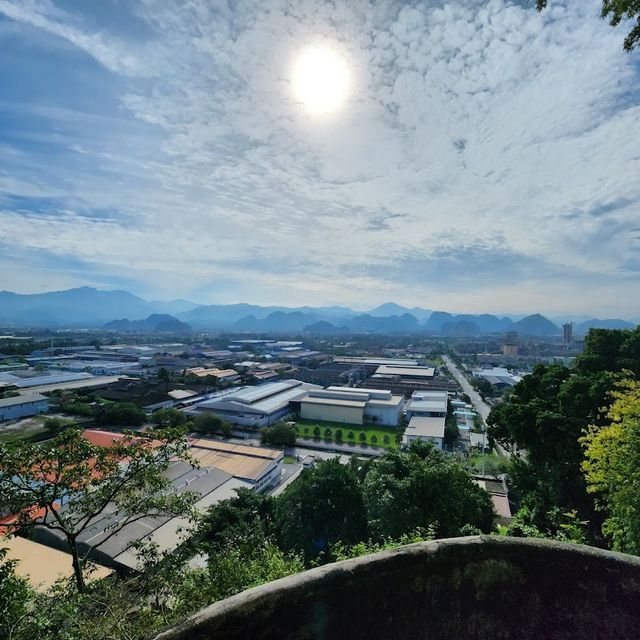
[155,535,640,640]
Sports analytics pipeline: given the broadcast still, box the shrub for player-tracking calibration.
[313,426,321,437]
[348,431,355,440]
[359,432,367,442]
[335,429,343,441]
[324,428,332,439]
[370,435,378,445]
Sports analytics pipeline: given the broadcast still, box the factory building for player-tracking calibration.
[193,379,320,429]
[0,393,49,421]
[299,386,404,426]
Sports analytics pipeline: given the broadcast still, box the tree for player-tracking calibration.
[43,417,74,435]
[582,380,640,554]
[193,412,232,437]
[362,444,494,540]
[334,429,343,442]
[157,367,171,392]
[0,429,197,592]
[0,547,32,639]
[260,422,296,447]
[537,0,640,51]
[359,431,367,443]
[471,376,493,398]
[274,458,367,562]
[196,488,276,555]
[444,421,459,447]
[488,361,619,539]
[324,427,332,439]
[313,426,321,437]
[151,408,187,429]
[94,402,146,427]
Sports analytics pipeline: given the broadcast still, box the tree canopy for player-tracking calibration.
[0,428,196,592]
[582,379,640,554]
[537,0,640,51]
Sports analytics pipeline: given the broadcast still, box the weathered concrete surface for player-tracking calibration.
[155,536,640,640]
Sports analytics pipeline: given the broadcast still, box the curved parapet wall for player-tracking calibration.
[155,536,640,640]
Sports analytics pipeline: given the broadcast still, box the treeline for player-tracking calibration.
[488,326,640,553]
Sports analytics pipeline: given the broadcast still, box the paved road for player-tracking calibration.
[442,355,492,422]
[443,355,513,458]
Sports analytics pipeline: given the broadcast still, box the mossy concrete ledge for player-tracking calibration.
[155,535,640,640]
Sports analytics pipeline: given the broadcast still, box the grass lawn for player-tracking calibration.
[295,419,400,450]
[283,455,297,464]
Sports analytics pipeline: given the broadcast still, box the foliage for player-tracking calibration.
[487,363,617,538]
[362,442,494,540]
[537,0,640,51]
[151,408,187,429]
[582,380,640,554]
[471,376,493,398]
[505,506,588,545]
[94,401,146,427]
[329,529,435,562]
[43,417,76,434]
[260,421,296,447]
[196,488,275,555]
[0,547,33,640]
[444,420,459,447]
[192,412,232,437]
[0,428,197,592]
[275,458,368,562]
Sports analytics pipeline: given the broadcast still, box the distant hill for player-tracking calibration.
[514,314,560,336]
[104,314,191,333]
[575,318,636,334]
[346,313,421,333]
[303,320,349,333]
[367,302,432,321]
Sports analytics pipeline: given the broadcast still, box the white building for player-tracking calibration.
[0,393,49,421]
[402,390,448,448]
[299,386,404,426]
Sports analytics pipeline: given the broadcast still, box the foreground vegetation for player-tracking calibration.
[1,442,491,639]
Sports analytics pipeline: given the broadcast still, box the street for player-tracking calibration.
[442,355,492,422]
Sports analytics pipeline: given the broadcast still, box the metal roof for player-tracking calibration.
[0,393,47,408]
[405,416,445,438]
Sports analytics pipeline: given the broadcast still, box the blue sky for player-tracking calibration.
[0,0,638,316]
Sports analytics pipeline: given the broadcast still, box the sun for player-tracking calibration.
[292,44,350,115]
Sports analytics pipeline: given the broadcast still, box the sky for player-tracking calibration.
[0,0,639,317]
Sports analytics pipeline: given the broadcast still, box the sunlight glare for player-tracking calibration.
[292,44,350,115]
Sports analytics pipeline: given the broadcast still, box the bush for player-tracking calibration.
[313,426,321,437]
[335,429,343,442]
[370,435,378,445]
[43,417,74,434]
[324,428,332,439]
[383,435,390,445]
[348,431,355,440]
[359,432,367,442]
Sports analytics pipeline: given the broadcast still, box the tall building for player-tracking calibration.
[563,323,573,345]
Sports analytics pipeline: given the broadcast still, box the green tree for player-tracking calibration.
[274,458,367,562]
[362,443,494,540]
[43,416,74,434]
[193,412,232,436]
[487,363,617,538]
[95,401,146,427]
[334,429,343,442]
[359,431,367,443]
[582,380,640,554]
[537,0,640,51]
[196,488,276,555]
[0,547,32,639]
[0,429,196,592]
[151,408,187,429]
[260,422,296,447]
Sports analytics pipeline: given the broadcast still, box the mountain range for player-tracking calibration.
[0,287,637,337]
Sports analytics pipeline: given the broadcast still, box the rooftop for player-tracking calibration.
[405,416,445,439]
[0,392,48,408]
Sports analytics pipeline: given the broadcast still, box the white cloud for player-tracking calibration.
[0,0,638,314]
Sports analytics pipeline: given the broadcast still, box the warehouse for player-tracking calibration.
[192,379,321,429]
[0,393,48,421]
[402,416,445,449]
[299,386,404,426]
[405,390,448,419]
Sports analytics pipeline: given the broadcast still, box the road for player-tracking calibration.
[442,355,491,421]
[442,355,511,459]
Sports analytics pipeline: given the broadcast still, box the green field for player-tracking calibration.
[295,420,400,449]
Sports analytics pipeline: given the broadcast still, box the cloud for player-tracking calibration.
[0,0,638,315]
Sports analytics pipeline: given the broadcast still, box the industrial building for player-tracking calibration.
[402,391,449,449]
[298,386,404,426]
[405,391,448,419]
[193,379,321,429]
[0,393,48,421]
[31,430,283,571]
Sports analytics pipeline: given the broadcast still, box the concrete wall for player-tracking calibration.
[363,403,401,426]
[154,536,640,640]
[300,402,363,425]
